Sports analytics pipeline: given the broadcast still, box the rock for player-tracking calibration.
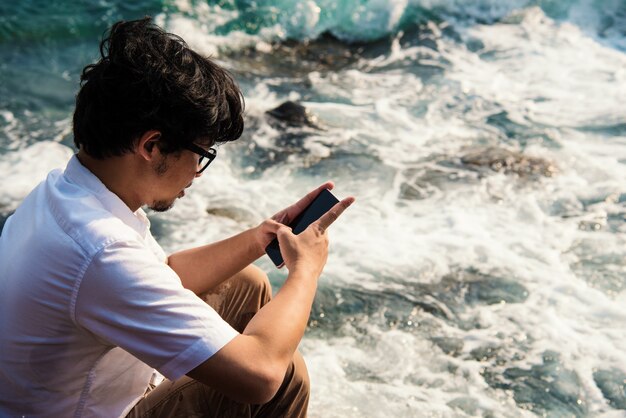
[224,32,366,77]
[460,147,557,177]
[448,397,480,415]
[464,276,529,306]
[265,101,320,129]
[431,336,464,356]
[206,205,258,225]
[593,369,626,409]
[498,351,587,417]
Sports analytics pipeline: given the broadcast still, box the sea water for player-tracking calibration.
[1,1,625,416]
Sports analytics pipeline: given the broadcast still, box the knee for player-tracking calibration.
[291,351,310,398]
[236,264,272,299]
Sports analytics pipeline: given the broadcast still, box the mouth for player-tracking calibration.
[178,183,192,198]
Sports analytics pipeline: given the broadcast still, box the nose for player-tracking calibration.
[195,170,203,178]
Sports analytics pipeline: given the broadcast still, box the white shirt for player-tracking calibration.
[0,155,239,417]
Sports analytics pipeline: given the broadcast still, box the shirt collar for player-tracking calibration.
[63,154,150,237]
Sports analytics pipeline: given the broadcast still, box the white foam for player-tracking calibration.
[0,141,73,212]
[156,3,285,58]
[444,7,626,129]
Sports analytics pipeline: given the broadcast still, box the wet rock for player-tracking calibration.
[484,351,587,417]
[469,345,501,362]
[411,294,455,321]
[225,32,364,77]
[227,103,328,179]
[399,180,433,200]
[433,268,529,308]
[398,164,478,201]
[593,369,626,409]
[265,101,320,129]
[397,146,555,203]
[206,205,258,225]
[407,269,529,325]
[460,146,557,177]
[447,396,479,415]
[308,267,528,338]
[431,336,464,356]
[568,238,626,296]
[464,275,529,306]
[344,361,387,383]
[224,24,449,79]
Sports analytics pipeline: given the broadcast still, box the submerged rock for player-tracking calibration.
[490,351,588,417]
[225,32,364,77]
[265,101,321,129]
[431,336,464,357]
[447,397,480,415]
[593,369,626,409]
[464,275,529,306]
[226,101,328,178]
[206,205,258,225]
[308,267,529,336]
[398,164,478,201]
[460,147,557,178]
[397,147,556,202]
[223,24,447,78]
[469,345,502,362]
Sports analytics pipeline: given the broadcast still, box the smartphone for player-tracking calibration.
[266,189,340,267]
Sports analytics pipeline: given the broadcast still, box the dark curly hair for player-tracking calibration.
[73,17,244,158]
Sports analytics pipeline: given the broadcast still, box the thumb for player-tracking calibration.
[264,219,284,233]
[276,224,295,244]
[275,225,293,241]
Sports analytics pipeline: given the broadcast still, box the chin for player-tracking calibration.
[149,199,176,212]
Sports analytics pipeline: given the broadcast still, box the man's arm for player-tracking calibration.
[168,181,338,295]
[187,196,354,404]
[167,227,265,294]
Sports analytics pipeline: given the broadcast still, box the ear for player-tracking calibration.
[136,130,162,161]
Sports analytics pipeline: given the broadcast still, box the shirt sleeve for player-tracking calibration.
[74,238,239,380]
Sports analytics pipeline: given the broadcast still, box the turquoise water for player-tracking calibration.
[1,1,626,417]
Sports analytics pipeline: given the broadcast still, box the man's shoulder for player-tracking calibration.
[55,199,144,259]
[17,170,144,258]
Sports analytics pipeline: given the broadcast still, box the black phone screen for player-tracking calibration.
[265,189,340,267]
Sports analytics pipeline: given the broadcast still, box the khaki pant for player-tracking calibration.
[126,265,310,418]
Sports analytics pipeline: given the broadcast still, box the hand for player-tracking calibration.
[275,195,355,277]
[253,181,335,253]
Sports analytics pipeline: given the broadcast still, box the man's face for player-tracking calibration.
[148,147,203,212]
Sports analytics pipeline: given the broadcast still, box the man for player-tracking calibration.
[0,17,353,417]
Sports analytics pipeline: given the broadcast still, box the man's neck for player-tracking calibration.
[76,150,144,212]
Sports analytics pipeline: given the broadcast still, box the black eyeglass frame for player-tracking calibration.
[184,143,217,173]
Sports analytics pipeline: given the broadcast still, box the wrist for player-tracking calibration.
[249,225,267,259]
[289,261,323,280]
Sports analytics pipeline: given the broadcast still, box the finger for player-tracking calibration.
[276,224,293,239]
[264,219,283,232]
[315,197,355,232]
[275,181,335,223]
[291,181,334,214]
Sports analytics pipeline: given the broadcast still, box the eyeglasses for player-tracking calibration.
[184,143,217,173]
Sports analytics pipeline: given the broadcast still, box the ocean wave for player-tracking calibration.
[164,0,626,48]
[3,0,624,52]
[0,0,164,44]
